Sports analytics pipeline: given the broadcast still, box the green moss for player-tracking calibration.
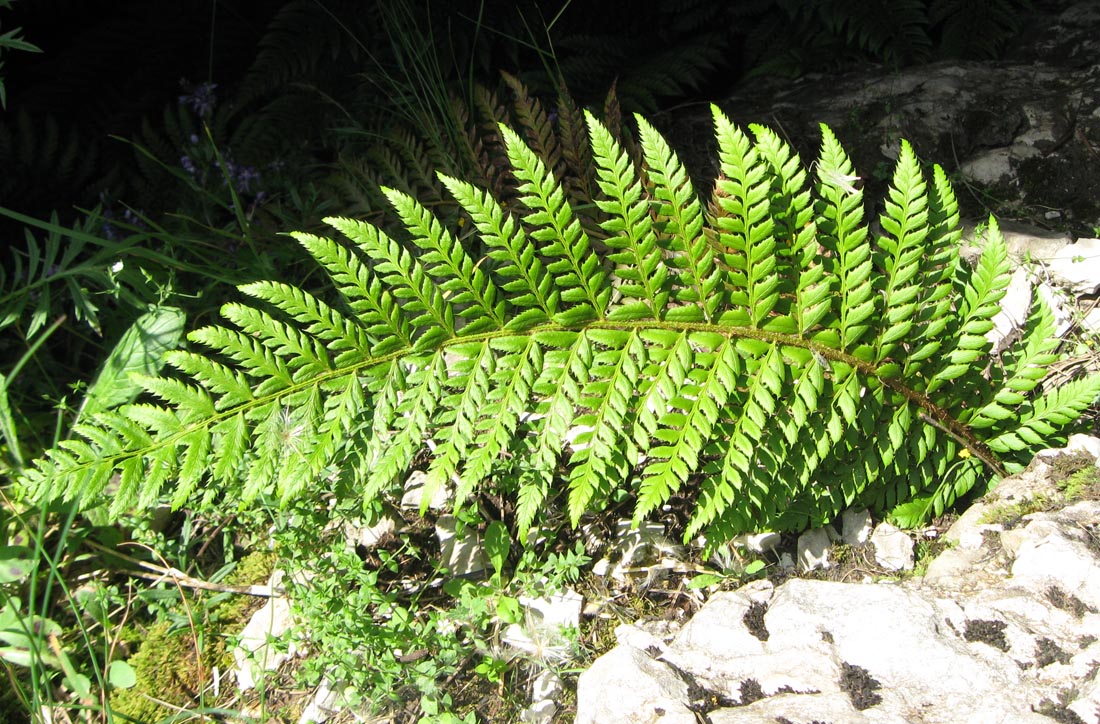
[108,551,277,722]
[980,493,1056,528]
[214,550,277,626]
[909,536,952,578]
[980,452,1100,528]
[109,620,225,722]
[1056,463,1100,501]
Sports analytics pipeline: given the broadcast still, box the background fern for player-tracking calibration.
[21,107,1098,547]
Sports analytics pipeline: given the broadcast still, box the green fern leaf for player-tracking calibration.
[21,104,1100,550]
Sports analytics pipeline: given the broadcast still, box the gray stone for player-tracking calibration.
[659,1,1100,243]
[840,508,872,546]
[797,526,835,571]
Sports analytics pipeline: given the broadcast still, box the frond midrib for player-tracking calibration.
[66,314,1007,485]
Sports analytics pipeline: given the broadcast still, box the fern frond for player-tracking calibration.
[23,104,1100,549]
[931,0,1027,59]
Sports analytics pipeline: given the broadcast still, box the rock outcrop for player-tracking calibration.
[575,435,1100,723]
[657,2,1100,237]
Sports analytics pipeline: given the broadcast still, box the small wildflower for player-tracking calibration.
[435,617,459,637]
[110,261,124,274]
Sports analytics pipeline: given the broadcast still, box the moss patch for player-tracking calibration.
[743,600,769,642]
[980,452,1100,528]
[108,550,276,721]
[109,619,225,722]
[839,662,882,710]
[964,619,1010,652]
[1047,586,1097,619]
[1035,637,1072,668]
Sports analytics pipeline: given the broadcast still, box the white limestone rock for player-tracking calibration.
[575,437,1100,724]
[603,519,682,582]
[1036,281,1075,338]
[233,591,296,691]
[503,588,583,663]
[574,646,696,724]
[708,692,874,724]
[297,679,339,724]
[869,522,914,571]
[521,670,562,724]
[400,469,450,511]
[1050,237,1100,294]
[434,514,488,577]
[734,531,782,554]
[987,266,1032,354]
[342,508,397,549]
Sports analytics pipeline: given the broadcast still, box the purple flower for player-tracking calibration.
[179,81,218,117]
[234,165,261,194]
[180,155,197,176]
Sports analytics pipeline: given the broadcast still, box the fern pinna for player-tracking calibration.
[23,105,1100,546]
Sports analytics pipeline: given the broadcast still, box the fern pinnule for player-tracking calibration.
[555,79,597,204]
[502,123,609,322]
[713,111,780,329]
[327,217,456,345]
[927,221,1011,391]
[437,173,557,326]
[587,110,670,321]
[291,231,412,349]
[815,124,874,355]
[635,115,719,323]
[874,140,928,367]
[901,163,960,380]
[383,187,506,332]
[501,72,563,179]
[239,281,373,367]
